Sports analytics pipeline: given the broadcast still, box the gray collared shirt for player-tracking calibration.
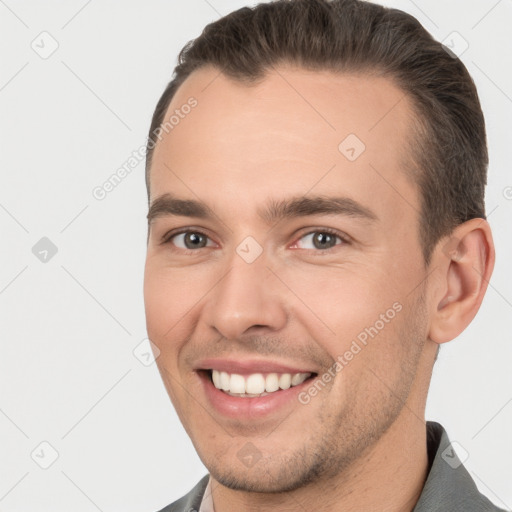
[413,422,507,511]
[157,421,508,511]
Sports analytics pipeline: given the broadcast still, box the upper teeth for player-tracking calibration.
[211,370,311,395]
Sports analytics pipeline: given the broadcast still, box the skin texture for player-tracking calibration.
[143,65,495,511]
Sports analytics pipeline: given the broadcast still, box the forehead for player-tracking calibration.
[149,65,420,227]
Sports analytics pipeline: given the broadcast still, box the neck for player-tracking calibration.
[211,406,429,512]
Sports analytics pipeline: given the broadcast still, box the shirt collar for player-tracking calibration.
[413,421,504,511]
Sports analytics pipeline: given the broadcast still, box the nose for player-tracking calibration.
[201,249,288,341]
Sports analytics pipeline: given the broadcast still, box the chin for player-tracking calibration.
[202,445,346,494]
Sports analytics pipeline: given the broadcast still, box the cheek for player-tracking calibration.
[144,267,194,410]
[281,263,399,350]
[143,267,191,379]
[143,260,202,339]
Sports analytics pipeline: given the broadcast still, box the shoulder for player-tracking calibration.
[154,474,210,512]
[414,422,508,512]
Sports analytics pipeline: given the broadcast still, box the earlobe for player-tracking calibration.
[428,218,495,344]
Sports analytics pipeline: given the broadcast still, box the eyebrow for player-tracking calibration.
[147,193,378,226]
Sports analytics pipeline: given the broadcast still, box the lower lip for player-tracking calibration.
[199,371,315,420]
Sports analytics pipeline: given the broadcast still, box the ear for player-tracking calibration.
[428,218,495,344]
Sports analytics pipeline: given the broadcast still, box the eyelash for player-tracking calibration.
[290,228,351,251]
[161,227,350,254]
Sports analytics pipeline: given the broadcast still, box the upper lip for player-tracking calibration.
[194,358,318,375]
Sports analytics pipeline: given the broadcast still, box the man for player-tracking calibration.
[143,0,505,510]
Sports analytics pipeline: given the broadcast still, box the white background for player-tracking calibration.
[0,1,511,510]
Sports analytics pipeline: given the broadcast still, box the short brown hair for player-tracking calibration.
[145,0,488,266]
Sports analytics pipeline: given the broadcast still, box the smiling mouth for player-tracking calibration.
[205,369,317,397]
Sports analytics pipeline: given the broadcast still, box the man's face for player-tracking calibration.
[144,66,434,492]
